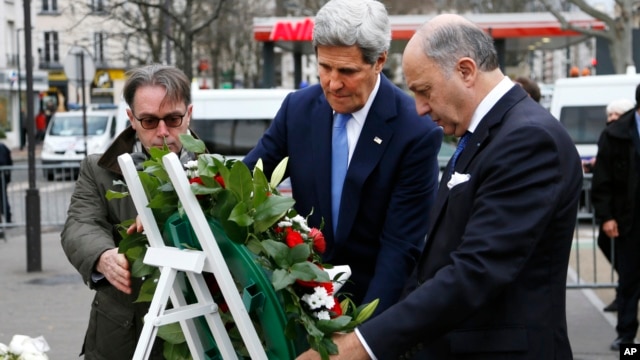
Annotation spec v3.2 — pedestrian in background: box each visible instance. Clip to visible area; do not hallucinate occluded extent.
[244,0,443,316]
[298,13,582,360]
[35,109,47,143]
[589,98,634,314]
[61,64,200,359]
[514,76,541,103]
[592,86,640,351]
[0,141,12,223]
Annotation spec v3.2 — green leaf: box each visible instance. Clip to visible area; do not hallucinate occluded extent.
[213,157,230,181]
[270,157,289,189]
[316,315,352,333]
[118,232,148,254]
[352,299,379,324]
[179,133,206,153]
[262,239,291,268]
[131,255,156,278]
[227,161,253,203]
[291,261,330,282]
[228,202,254,227]
[135,276,159,303]
[252,167,270,206]
[271,268,296,291]
[253,196,295,233]
[212,191,247,244]
[246,238,264,254]
[148,145,171,160]
[105,189,129,200]
[157,322,187,344]
[289,242,311,263]
[162,341,192,360]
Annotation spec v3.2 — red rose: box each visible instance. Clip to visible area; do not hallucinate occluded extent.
[285,228,304,248]
[309,228,326,254]
[330,297,342,318]
[214,174,225,188]
[296,279,318,288]
[295,280,333,295]
[189,177,204,185]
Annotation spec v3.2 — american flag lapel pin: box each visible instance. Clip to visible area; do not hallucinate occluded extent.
[374,136,382,144]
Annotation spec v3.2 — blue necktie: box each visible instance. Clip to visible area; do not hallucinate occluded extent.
[450,132,471,176]
[332,113,351,233]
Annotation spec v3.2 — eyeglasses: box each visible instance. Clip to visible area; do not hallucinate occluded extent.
[130,108,188,130]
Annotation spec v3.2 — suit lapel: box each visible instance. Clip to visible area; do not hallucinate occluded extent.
[310,97,335,241]
[425,85,528,246]
[335,76,396,242]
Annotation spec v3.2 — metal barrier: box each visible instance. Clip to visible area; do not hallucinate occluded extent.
[0,163,617,290]
[0,163,79,234]
[567,173,617,289]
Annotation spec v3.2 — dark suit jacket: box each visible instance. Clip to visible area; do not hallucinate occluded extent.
[359,84,583,359]
[243,74,443,313]
[592,109,639,238]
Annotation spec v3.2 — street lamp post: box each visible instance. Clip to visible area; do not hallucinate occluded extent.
[22,0,42,272]
[16,28,24,150]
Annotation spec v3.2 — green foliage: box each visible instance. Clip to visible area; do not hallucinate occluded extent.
[113,134,377,360]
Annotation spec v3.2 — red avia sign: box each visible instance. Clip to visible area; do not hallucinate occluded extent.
[270,18,314,41]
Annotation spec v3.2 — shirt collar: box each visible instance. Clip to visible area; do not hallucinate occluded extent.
[467,76,514,134]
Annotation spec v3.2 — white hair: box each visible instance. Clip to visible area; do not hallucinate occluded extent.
[606,98,635,115]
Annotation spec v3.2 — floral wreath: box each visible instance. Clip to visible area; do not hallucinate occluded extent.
[108,134,378,359]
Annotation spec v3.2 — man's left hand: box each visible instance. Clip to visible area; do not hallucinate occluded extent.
[296,332,370,360]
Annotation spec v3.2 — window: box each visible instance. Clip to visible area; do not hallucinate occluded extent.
[189,119,272,156]
[42,0,58,12]
[90,0,105,12]
[559,106,606,145]
[94,32,105,64]
[43,31,60,64]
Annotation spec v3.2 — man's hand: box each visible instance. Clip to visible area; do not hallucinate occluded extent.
[96,248,132,294]
[602,219,619,239]
[126,215,144,235]
[296,332,370,360]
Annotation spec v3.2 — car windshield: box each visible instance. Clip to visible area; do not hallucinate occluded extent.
[50,115,109,136]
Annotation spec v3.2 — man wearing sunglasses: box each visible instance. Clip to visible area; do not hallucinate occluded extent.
[61,64,200,359]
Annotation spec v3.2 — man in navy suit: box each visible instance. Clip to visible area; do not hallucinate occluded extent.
[299,14,582,360]
[243,0,442,315]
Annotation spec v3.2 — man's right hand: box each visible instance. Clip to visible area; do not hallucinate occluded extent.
[96,248,132,294]
[602,219,619,239]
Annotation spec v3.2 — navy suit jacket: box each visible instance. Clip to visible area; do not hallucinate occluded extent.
[359,84,583,359]
[243,75,443,313]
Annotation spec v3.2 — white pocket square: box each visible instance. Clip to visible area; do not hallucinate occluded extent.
[447,172,471,189]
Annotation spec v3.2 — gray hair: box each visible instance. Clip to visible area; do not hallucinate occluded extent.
[123,64,191,112]
[606,98,634,115]
[312,0,390,65]
[417,19,499,78]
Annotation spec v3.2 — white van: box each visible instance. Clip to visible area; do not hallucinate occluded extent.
[189,87,295,157]
[41,109,129,179]
[549,71,640,160]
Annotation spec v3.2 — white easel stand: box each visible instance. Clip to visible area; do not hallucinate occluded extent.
[118,153,267,360]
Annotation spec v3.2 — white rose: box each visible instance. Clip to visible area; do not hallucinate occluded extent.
[20,351,49,360]
[0,342,9,359]
[9,335,30,355]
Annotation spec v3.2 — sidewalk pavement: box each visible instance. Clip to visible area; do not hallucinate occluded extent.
[0,227,622,359]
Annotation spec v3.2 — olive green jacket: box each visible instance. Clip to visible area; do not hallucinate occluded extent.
[61,127,197,359]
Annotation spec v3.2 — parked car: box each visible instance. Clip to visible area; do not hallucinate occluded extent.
[40,109,129,180]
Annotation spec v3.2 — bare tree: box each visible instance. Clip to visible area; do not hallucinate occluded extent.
[540,0,635,74]
[195,0,274,88]
[97,0,226,79]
